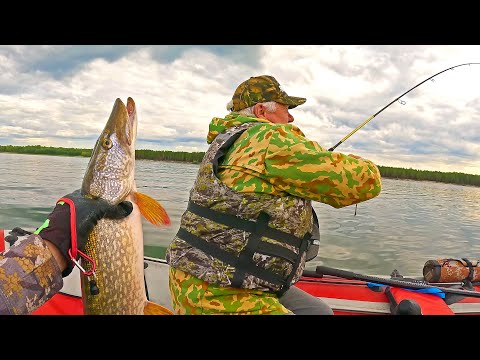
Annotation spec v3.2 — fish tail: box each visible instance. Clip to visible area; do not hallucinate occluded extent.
[134,191,171,226]
[144,301,174,315]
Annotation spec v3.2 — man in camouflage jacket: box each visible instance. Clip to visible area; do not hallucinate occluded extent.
[166,75,383,315]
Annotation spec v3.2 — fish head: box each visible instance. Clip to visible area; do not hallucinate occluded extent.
[81,97,137,205]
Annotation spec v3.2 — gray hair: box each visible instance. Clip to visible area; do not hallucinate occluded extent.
[226,100,278,116]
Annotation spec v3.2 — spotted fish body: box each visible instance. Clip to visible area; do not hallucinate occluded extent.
[80,97,170,315]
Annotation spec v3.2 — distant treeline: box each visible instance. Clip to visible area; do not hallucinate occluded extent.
[377,166,480,187]
[1,144,479,187]
[0,145,205,163]
[135,149,204,163]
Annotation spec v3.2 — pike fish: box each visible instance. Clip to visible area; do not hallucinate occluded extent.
[79,97,172,315]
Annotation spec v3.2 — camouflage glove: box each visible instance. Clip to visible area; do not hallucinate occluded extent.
[36,189,133,277]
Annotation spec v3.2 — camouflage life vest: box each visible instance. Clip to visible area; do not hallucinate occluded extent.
[166,123,316,295]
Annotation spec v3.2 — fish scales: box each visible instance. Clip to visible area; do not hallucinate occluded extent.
[82,204,146,314]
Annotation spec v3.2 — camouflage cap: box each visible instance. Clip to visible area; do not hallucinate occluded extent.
[230,75,306,112]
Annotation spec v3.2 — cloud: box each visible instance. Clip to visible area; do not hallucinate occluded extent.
[0,45,479,174]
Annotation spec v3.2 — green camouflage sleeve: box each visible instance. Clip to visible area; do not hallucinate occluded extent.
[0,234,63,314]
[218,123,382,208]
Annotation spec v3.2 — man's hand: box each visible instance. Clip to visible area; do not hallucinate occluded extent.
[36,190,133,276]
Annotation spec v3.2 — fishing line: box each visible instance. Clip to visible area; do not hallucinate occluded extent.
[328,62,480,151]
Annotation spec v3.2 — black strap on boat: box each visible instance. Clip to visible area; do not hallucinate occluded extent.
[144,262,150,301]
[176,227,284,286]
[462,258,475,281]
[385,287,423,315]
[5,227,33,246]
[187,201,304,249]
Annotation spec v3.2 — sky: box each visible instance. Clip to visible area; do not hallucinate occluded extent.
[0,45,479,175]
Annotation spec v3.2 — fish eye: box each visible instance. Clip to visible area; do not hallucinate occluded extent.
[102,138,113,149]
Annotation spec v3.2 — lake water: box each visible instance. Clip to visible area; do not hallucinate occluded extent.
[1,152,479,277]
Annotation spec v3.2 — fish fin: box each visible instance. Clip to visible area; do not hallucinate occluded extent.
[134,191,171,226]
[144,301,174,315]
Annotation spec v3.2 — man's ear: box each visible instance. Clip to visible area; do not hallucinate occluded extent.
[253,103,265,118]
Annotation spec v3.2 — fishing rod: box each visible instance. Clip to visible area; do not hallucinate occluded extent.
[328,62,480,152]
[306,265,480,299]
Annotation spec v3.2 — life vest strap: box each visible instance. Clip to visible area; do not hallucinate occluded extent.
[176,227,284,287]
[231,211,270,288]
[186,201,305,248]
[280,231,312,296]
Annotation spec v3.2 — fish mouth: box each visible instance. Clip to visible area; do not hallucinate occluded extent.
[81,97,138,204]
[112,97,137,147]
[125,97,136,146]
[102,97,137,147]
